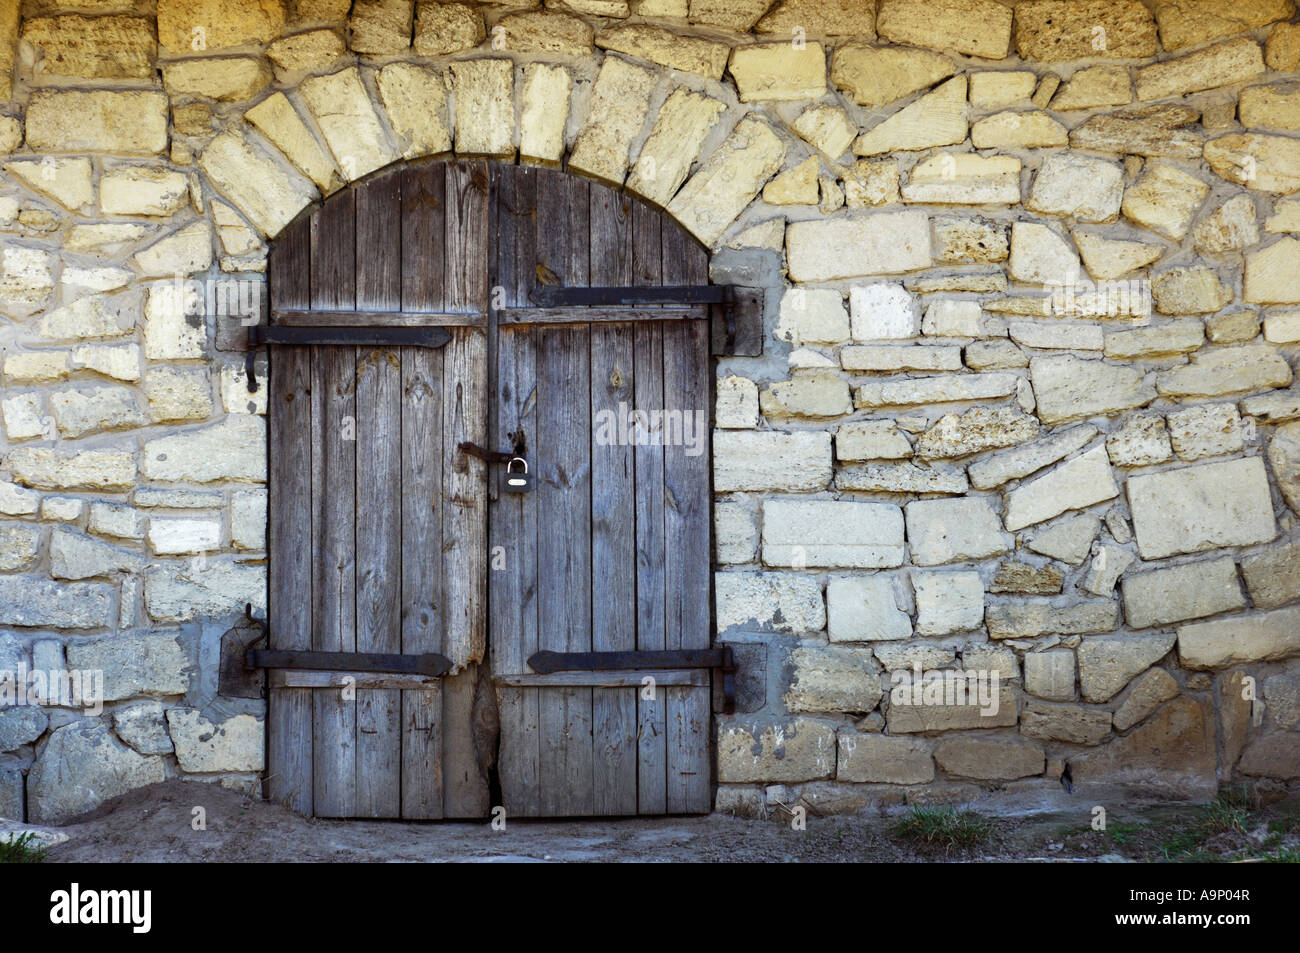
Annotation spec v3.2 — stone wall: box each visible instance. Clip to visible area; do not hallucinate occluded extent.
[0,0,1298,823]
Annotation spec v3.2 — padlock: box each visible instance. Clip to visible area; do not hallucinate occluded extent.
[503,456,534,493]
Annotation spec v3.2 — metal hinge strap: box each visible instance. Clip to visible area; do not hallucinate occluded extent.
[244,325,453,392]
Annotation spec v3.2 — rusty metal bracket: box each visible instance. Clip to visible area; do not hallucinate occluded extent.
[528,647,737,714]
[219,604,269,699]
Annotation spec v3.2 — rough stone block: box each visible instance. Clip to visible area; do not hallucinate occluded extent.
[762,500,904,569]
[1127,456,1276,559]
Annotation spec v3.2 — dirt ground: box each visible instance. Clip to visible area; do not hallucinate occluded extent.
[27,779,1299,863]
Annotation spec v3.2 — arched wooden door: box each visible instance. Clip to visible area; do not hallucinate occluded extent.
[264,159,714,819]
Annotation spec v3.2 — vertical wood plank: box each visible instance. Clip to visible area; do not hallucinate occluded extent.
[589,186,637,815]
[662,219,713,813]
[399,164,446,819]
[491,164,542,817]
[633,199,669,814]
[267,213,313,815]
[310,190,358,818]
[442,160,492,817]
[536,324,594,817]
[353,171,403,818]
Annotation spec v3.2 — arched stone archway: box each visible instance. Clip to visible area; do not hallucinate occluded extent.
[262,156,715,819]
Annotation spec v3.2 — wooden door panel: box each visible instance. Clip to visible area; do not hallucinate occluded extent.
[269,159,710,819]
[267,160,490,820]
[489,165,714,817]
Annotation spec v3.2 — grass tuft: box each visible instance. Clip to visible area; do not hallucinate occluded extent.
[892,807,991,851]
[0,833,48,864]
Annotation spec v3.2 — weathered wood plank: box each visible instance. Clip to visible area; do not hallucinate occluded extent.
[663,317,713,814]
[273,671,443,691]
[496,306,704,325]
[633,203,669,814]
[309,189,358,818]
[353,170,403,819]
[441,161,492,817]
[274,309,487,328]
[266,212,313,815]
[589,183,637,816]
[399,163,446,820]
[536,323,595,817]
[490,164,542,817]
[496,671,708,688]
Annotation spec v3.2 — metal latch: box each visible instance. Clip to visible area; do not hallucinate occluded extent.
[528,647,737,714]
[244,325,454,392]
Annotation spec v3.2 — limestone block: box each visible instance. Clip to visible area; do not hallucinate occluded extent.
[200,131,317,236]
[1122,162,1209,241]
[835,421,911,461]
[788,211,930,282]
[848,283,920,339]
[762,499,904,568]
[971,110,1067,150]
[0,576,114,629]
[163,57,271,101]
[1070,105,1203,160]
[1015,0,1156,60]
[1136,38,1264,102]
[1051,66,1132,111]
[901,154,1019,205]
[100,167,189,217]
[349,0,412,54]
[1027,154,1124,224]
[1177,605,1300,668]
[26,89,167,155]
[1122,558,1246,630]
[1030,355,1155,425]
[714,431,831,492]
[168,709,264,772]
[715,375,758,429]
[451,59,514,158]
[267,28,347,71]
[906,497,1011,565]
[784,644,882,713]
[627,88,725,206]
[1167,403,1243,461]
[827,574,912,642]
[28,722,165,824]
[668,119,785,247]
[518,64,570,165]
[597,24,727,79]
[830,44,955,108]
[913,570,984,635]
[377,63,451,161]
[715,572,824,634]
[1155,0,1292,51]
[157,0,286,52]
[717,718,836,783]
[1205,133,1300,194]
[1127,456,1276,559]
[837,732,933,784]
[1155,344,1292,397]
[854,77,967,156]
[935,736,1043,781]
[1024,649,1076,700]
[876,0,1012,60]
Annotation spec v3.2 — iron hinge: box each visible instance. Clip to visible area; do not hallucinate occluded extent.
[244,325,454,392]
